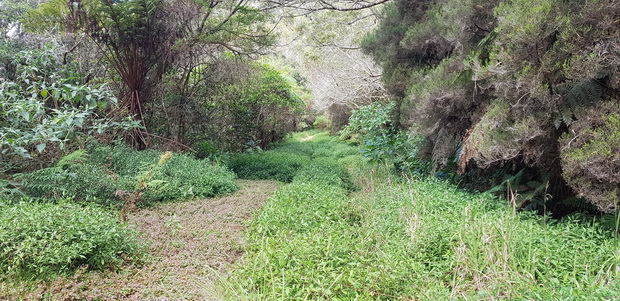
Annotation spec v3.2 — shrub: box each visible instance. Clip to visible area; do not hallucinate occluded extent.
[0,46,139,163]
[341,102,427,173]
[89,145,162,177]
[0,201,144,279]
[313,114,331,130]
[19,146,239,205]
[18,163,127,206]
[560,106,620,212]
[226,151,311,182]
[141,153,238,203]
[327,103,353,133]
[151,58,304,152]
[362,0,620,213]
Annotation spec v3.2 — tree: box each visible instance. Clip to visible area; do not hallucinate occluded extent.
[0,46,138,172]
[364,0,620,212]
[25,0,276,149]
[0,0,45,38]
[261,0,390,13]
[266,5,389,132]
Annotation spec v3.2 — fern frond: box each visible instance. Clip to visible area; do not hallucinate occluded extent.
[556,80,603,108]
[598,212,620,231]
[560,197,597,211]
[15,167,71,198]
[56,150,89,169]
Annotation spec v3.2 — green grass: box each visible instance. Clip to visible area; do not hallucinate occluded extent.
[1,145,239,284]
[0,201,145,279]
[225,131,362,186]
[226,151,312,182]
[140,152,238,203]
[225,131,620,300]
[293,157,358,191]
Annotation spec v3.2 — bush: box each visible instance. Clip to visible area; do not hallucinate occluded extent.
[560,107,620,212]
[0,46,139,164]
[0,201,144,278]
[313,114,331,130]
[18,163,127,206]
[89,145,162,177]
[226,151,311,182]
[151,58,304,152]
[19,146,239,205]
[141,153,238,203]
[341,102,427,173]
[90,146,239,203]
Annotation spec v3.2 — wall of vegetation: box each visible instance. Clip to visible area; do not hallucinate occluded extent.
[0,0,303,281]
[362,0,620,213]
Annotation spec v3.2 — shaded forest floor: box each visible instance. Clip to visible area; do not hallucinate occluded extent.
[0,180,279,301]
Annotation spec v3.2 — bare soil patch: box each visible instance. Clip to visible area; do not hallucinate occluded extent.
[298,135,315,142]
[1,180,278,301]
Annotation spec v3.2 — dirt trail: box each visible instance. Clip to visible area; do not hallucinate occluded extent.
[13,180,279,301]
[298,135,315,142]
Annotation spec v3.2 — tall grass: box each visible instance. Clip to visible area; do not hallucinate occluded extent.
[225,131,619,300]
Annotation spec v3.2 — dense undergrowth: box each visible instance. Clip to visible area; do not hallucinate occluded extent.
[16,145,238,206]
[360,0,620,214]
[1,130,618,299]
[0,202,144,280]
[226,131,619,300]
[226,130,360,190]
[1,146,238,280]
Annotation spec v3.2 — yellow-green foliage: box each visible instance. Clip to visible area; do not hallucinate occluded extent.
[230,161,619,299]
[462,101,514,166]
[493,0,557,43]
[0,202,144,279]
[561,109,620,212]
[465,100,548,168]
[226,130,362,185]
[365,0,620,212]
[19,146,239,205]
[313,114,331,130]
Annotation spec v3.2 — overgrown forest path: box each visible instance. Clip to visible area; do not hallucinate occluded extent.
[16,180,279,300]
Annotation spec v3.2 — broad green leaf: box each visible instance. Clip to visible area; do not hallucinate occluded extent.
[20,110,30,122]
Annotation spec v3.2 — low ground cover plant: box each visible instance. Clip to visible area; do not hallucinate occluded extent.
[226,151,311,182]
[0,201,144,279]
[16,146,238,206]
[293,157,357,191]
[1,145,238,284]
[227,131,620,300]
[231,176,619,300]
[141,152,238,203]
[226,131,361,186]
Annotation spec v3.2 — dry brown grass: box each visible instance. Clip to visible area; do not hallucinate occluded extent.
[1,180,279,301]
[298,135,315,142]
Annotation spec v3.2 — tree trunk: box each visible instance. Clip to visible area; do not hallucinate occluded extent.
[128,90,147,150]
